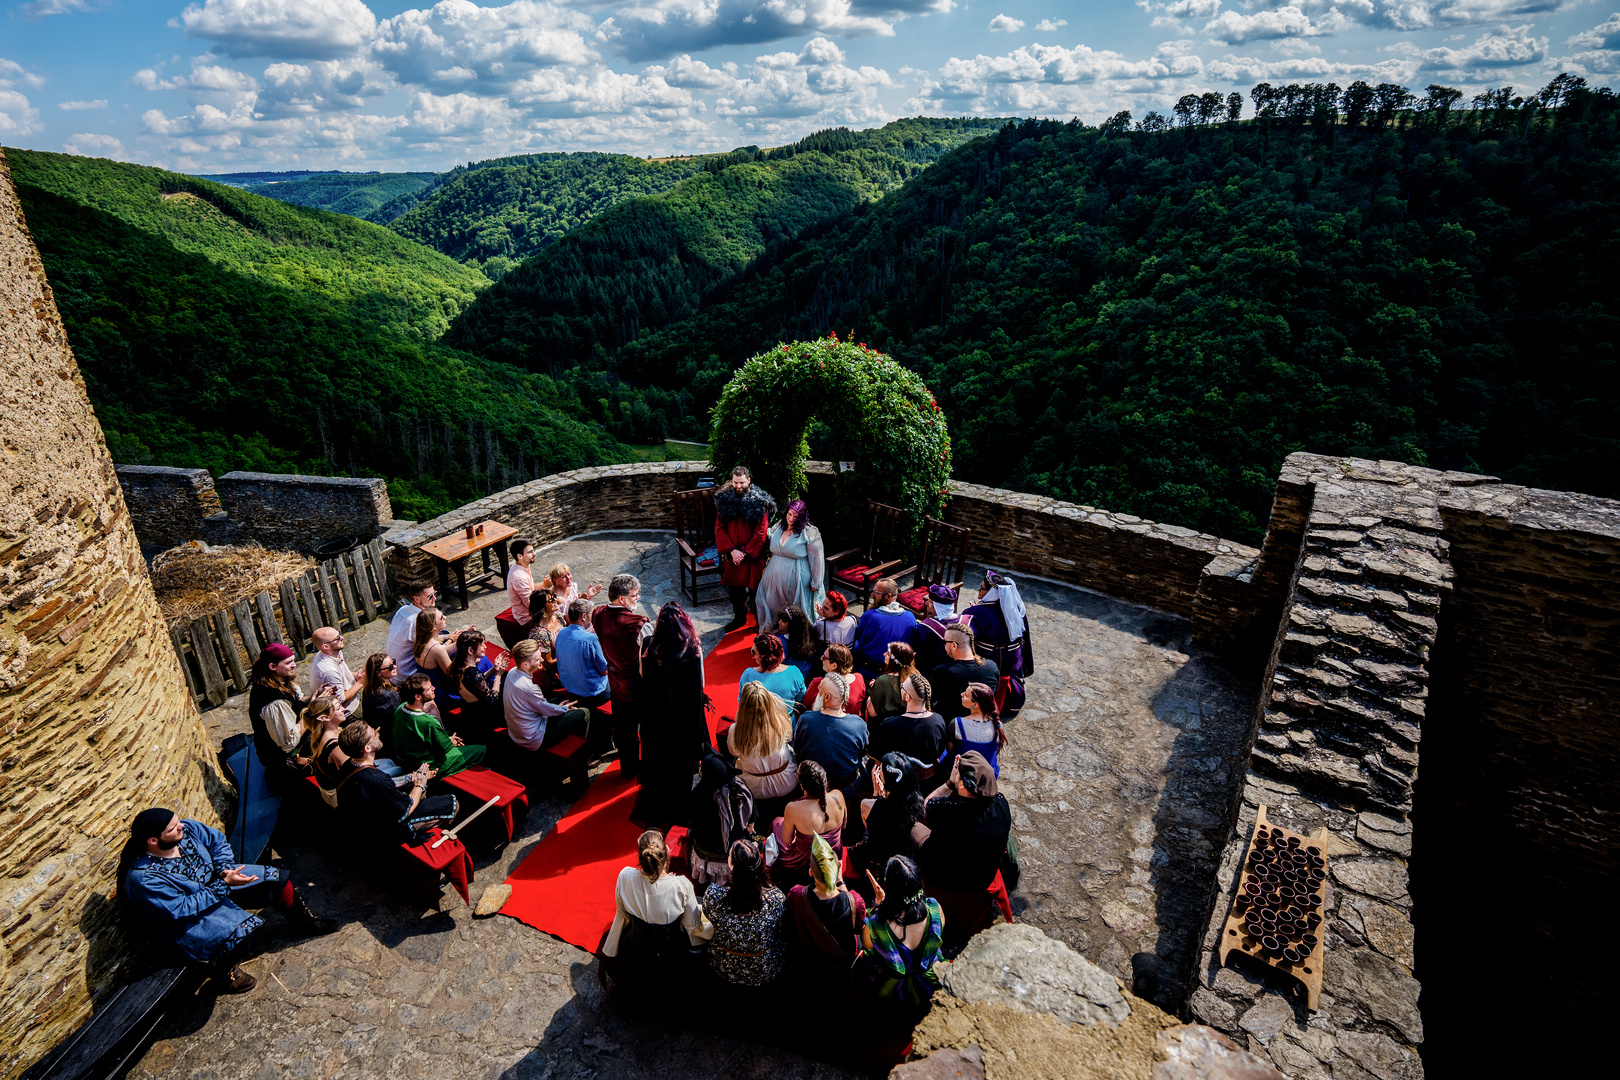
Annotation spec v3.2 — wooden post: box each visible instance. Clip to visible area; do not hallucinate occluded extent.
[170,625,204,705]
[346,548,377,623]
[331,555,361,629]
[211,609,248,694]
[188,617,228,708]
[276,579,304,655]
[232,599,262,663]
[368,539,394,608]
[298,573,322,637]
[315,562,343,630]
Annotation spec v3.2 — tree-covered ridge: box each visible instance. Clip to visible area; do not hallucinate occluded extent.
[613,83,1620,543]
[444,122,1011,375]
[8,150,488,340]
[235,172,439,222]
[760,117,1010,164]
[387,154,704,278]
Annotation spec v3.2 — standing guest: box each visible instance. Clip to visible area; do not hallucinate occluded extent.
[539,562,602,608]
[930,625,999,721]
[309,627,363,717]
[948,684,1006,776]
[961,572,1034,717]
[919,751,1013,944]
[714,466,776,633]
[864,641,919,724]
[360,653,401,729]
[771,604,819,679]
[755,499,825,633]
[793,672,868,796]
[498,538,538,649]
[247,643,303,792]
[739,633,806,711]
[803,643,867,719]
[813,591,858,651]
[502,640,589,771]
[857,855,946,1008]
[872,675,947,771]
[601,831,713,975]
[702,839,788,987]
[852,579,917,678]
[633,602,710,826]
[336,721,457,843]
[787,835,867,972]
[592,574,651,779]
[525,587,566,690]
[851,753,931,893]
[727,681,799,826]
[556,598,612,711]
[908,585,965,677]
[771,761,847,885]
[687,752,754,887]
[119,808,337,993]
[450,629,505,744]
[387,580,439,679]
[391,673,486,777]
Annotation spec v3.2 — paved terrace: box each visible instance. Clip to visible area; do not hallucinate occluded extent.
[142,531,1256,1079]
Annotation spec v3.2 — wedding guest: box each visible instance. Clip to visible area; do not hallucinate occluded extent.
[770,761,847,886]
[601,831,714,971]
[948,683,1006,776]
[851,753,931,892]
[336,721,457,843]
[793,672,868,796]
[701,839,788,987]
[908,585,965,676]
[961,572,1034,717]
[525,587,566,691]
[864,641,918,724]
[787,834,867,973]
[308,627,362,717]
[360,652,401,724]
[449,628,504,744]
[771,604,819,678]
[714,466,775,633]
[755,498,825,633]
[556,598,611,710]
[930,624,999,721]
[632,602,709,826]
[803,642,867,719]
[813,590,858,650]
[540,562,602,608]
[386,580,439,679]
[247,644,302,792]
[592,574,650,778]
[857,855,945,1008]
[853,578,917,678]
[872,674,947,768]
[501,640,588,772]
[686,752,754,887]
[919,751,1013,944]
[727,681,798,827]
[738,633,806,710]
[498,538,538,649]
[391,673,486,777]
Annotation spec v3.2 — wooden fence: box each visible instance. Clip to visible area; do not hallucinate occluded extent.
[169,539,395,710]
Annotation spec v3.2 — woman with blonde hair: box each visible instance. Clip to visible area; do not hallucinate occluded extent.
[727,681,798,826]
[539,562,602,607]
[296,693,343,773]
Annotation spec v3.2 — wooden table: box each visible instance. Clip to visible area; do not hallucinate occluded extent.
[421,521,518,611]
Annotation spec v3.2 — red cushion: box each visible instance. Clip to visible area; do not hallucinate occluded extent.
[496,606,516,622]
[898,586,930,613]
[832,563,879,584]
[543,734,587,760]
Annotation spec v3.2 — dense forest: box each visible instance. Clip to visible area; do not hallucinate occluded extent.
[231,171,438,222]
[446,117,1007,373]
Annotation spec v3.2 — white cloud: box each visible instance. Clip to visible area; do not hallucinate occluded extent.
[58,99,108,110]
[1419,24,1548,67]
[1165,0,1219,17]
[181,0,379,60]
[1035,18,1069,31]
[372,1,596,90]
[988,14,1026,32]
[1203,6,1347,44]
[20,0,101,17]
[1567,12,1620,49]
[62,133,128,159]
[0,91,42,138]
[596,0,931,62]
[0,59,47,90]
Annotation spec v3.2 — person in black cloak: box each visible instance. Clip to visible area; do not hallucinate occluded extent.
[685,751,755,887]
[632,602,711,826]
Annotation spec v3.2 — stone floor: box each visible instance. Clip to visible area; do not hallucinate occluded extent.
[136,530,1256,1080]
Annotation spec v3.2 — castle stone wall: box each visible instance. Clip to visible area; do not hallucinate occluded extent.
[114,465,226,551]
[0,149,224,1080]
[215,471,392,552]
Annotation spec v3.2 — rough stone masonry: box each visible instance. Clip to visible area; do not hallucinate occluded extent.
[0,148,224,1080]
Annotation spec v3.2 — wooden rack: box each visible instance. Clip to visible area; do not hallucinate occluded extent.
[1217,804,1330,1010]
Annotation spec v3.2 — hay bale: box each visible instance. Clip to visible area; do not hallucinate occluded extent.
[152,542,313,629]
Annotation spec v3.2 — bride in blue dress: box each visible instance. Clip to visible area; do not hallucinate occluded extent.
[755,499,826,632]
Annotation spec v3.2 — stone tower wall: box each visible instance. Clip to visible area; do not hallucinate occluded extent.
[0,149,224,1080]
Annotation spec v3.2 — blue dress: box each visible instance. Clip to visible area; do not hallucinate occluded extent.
[950,715,1001,775]
[755,523,825,631]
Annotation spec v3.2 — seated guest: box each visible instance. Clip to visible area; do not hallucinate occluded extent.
[949,683,1006,776]
[525,587,567,692]
[772,604,818,678]
[771,761,847,885]
[391,674,486,777]
[727,682,799,826]
[872,674,947,769]
[247,643,303,792]
[851,753,931,893]
[793,673,868,795]
[852,578,917,678]
[502,640,590,772]
[336,721,457,841]
[701,839,788,987]
[930,625,999,721]
[738,633,806,710]
[540,561,602,608]
[919,751,1013,945]
[787,834,867,973]
[813,590,858,651]
[498,538,538,649]
[413,607,460,710]
[864,641,918,724]
[908,585,964,676]
[119,808,336,993]
[449,629,504,743]
[298,693,346,799]
[687,752,755,887]
[803,643,866,718]
[386,580,439,679]
[601,831,714,980]
[555,598,611,710]
[856,855,945,1008]
[308,627,363,717]
[361,652,401,723]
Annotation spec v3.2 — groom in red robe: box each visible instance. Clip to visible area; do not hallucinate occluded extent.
[714,465,775,633]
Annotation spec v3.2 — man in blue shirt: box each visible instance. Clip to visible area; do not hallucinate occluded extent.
[852,577,918,678]
[555,597,611,709]
[792,672,868,795]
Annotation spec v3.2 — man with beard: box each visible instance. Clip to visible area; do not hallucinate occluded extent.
[713,465,776,633]
[907,583,965,676]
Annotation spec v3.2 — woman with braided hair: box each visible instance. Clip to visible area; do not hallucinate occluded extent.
[770,760,847,886]
[856,854,945,1008]
[871,672,947,770]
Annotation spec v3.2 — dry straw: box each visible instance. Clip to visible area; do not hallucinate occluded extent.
[151,542,313,629]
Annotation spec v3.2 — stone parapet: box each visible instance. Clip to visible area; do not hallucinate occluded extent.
[215,471,392,552]
[114,465,227,551]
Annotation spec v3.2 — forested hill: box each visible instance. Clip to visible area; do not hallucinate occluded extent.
[444,117,1008,371]
[233,172,438,222]
[7,149,626,519]
[386,153,704,278]
[608,88,1620,543]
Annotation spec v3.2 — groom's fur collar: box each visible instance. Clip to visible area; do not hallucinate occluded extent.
[714,484,776,524]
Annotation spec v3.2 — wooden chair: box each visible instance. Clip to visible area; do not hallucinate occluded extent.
[674,488,725,604]
[897,517,971,615]
[827,501,916,610]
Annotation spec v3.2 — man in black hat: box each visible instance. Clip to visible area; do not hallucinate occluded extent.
[119,808,338,993]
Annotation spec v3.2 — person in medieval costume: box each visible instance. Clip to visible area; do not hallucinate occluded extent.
[756,498,825,634]
[714,465,777,633]
[907,584,965,676]
[960,572,1034,718]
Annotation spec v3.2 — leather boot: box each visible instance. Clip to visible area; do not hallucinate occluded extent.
[283,892,339,936]
[213,961,257,994]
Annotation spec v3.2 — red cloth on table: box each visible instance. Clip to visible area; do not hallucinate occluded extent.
[438,765,528,847]
[394,828,475,903]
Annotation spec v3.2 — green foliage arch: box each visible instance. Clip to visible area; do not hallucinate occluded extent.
[708,336,952,538]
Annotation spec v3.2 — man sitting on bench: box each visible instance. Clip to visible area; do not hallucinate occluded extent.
[119,808,338,994]
[502,640,591,777]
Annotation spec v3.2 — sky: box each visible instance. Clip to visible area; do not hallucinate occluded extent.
[1,0,1616,173]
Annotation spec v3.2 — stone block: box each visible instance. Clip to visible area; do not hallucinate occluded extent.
[941,922,1132,1028]
[1155,1025,1287,1080]
[890,1044,985,1080]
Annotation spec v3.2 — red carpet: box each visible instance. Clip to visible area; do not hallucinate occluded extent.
[500,616,756,950]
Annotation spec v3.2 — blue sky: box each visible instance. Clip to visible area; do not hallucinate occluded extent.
[2,0,1616,172]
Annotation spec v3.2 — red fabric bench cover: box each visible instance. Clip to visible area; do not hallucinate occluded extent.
[438,765,529,848]
[495,606,527,650]
[392,828,474,903]
[925,869,1014,940]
